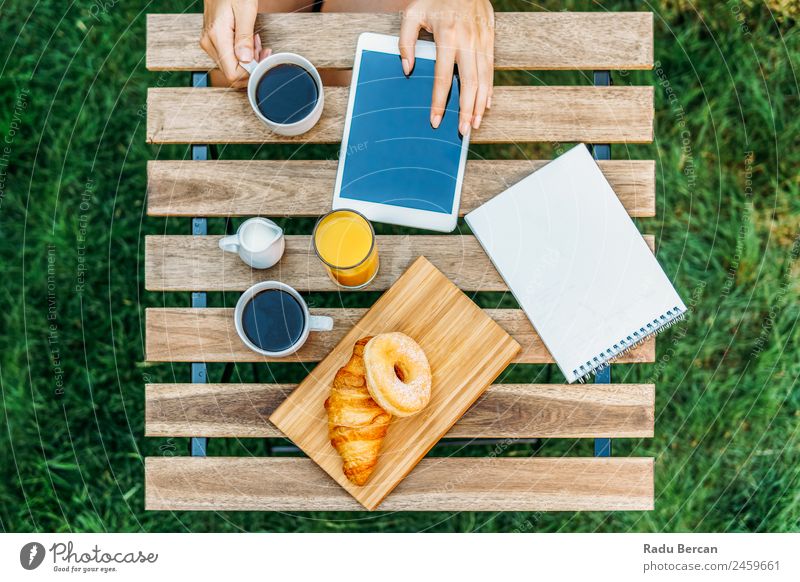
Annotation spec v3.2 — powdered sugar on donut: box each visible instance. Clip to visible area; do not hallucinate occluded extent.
[363,332,432,417]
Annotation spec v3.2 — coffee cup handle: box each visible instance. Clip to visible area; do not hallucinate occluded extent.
[240,60,258,75]
[308,315,334,332]
[219,234,240,254]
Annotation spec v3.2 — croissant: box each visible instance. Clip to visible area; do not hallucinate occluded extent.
[324,337,391,485]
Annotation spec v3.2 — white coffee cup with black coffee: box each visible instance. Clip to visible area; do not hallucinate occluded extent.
[241,53,324,136]
[234,281,334,358]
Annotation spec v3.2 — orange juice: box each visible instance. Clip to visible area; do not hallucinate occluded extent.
[313,210,379,288]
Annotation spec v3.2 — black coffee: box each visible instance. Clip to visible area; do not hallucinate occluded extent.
[241,289,306,352]
[256,64,318,124]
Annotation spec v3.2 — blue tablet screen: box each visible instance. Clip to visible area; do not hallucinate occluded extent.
[339,50,463,214]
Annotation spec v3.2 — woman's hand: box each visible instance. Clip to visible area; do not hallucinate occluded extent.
[201,0,270,88]
[399,0,495,134]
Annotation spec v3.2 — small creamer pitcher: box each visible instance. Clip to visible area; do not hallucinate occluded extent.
[219,217,285,269]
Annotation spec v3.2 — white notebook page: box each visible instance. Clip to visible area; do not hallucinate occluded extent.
[466,144,686,383]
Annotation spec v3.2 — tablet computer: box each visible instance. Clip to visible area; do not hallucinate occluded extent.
[332,32,469,233]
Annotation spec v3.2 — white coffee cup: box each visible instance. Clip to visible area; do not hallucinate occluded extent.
[234,281,334,358]
[219,217,285,269]
[241,52,324,136]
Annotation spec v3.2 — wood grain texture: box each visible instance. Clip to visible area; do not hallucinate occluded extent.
[269,257,520,509]
[145,456,655,511]
[146,382,655,438]
[147,159,656,217]
[145,234,656,292]
[146,86,654,144]
[145,307,655,364]
[147,12,654,71]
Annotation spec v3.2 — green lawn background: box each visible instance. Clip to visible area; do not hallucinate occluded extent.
[0,0,797,532]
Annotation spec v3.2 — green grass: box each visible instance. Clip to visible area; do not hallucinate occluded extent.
[0,0,798,532]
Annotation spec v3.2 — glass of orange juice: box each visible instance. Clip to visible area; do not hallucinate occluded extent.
[312,209,379,289]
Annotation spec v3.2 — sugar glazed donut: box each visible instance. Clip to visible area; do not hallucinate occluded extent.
[363,332,432,417]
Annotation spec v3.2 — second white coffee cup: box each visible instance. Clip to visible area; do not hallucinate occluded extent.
[234,281,334,358]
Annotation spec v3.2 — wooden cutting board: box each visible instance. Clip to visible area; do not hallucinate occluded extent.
[270,256,521,510]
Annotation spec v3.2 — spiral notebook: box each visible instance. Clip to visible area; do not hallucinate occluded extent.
[466,144,686,383]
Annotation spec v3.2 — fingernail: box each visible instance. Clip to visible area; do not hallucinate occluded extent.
[472,115,482,129]
[431,114,442,129]
[239,47,253,62]
[459,121,470,135]
[402,58,410,76]
[487,96,492,109]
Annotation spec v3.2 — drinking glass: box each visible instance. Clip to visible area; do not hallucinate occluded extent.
[312,209,379,289]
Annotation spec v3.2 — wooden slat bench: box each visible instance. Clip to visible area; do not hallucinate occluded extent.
[146,383,655,439]
[145,307,656,364]
[147,85,654,144]
[144,10,657,512]
[146,12,654,71]
[146,457,654,512]
[147,159,656,217]
[145,235,656,291]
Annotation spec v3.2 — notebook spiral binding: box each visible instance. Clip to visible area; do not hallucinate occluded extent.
[574,306,687,383]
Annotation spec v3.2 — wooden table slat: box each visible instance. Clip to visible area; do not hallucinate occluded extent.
[145,234,656,292]
[146,382,655,439]
[147,12,654,72]
[147,86,654,144]
[147,159,656,217]
[145,456,654,511]
[144,307,655,363]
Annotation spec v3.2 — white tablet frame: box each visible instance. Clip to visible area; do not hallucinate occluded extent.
[331,32,469,233]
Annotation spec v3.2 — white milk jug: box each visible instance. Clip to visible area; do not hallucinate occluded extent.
[219,217,285,269]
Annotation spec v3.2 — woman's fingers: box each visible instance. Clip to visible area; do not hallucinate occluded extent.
[200,32,218,64]
[232,0,259,63]
[422,0,494,133]
[254,35,273,62]
[398,8,423,76]
[482,14,495,113]
[472,44,493,128]
[200,0,263,87]
[211,24,248,83]
[430,37,456,129]
[203,34,243,87]
[255,34,274,62]
[456,47,478,135]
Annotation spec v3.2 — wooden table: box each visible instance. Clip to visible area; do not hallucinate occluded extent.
[144,11,657,512]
